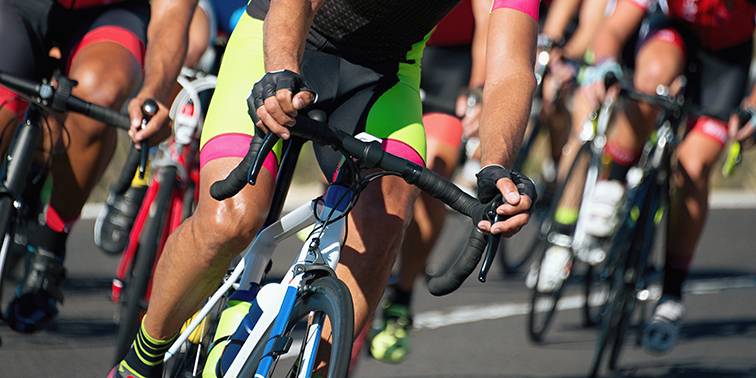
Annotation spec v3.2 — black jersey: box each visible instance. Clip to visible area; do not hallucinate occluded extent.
[247,0,462,68]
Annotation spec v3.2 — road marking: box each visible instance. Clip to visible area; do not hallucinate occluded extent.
[413,275,756,331]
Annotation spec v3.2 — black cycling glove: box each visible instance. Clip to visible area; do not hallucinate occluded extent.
[247,69,317,124]
[476,165,538,213]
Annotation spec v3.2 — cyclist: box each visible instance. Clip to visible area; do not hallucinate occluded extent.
[369,0,489,363]
[0,0,198,334]
[524,0,614,292]
[578,0,755,353]
[94,0,218,255]
[109,0,539,376]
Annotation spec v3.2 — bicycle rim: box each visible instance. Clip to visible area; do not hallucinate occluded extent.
[587,274,625,378]
[113,168,178,365]
[527,238,565,343]
[608,285,637,371]
[238,276,354,378]
[583,263,610,327]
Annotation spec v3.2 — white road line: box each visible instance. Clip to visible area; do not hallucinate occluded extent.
[413,275,756,331]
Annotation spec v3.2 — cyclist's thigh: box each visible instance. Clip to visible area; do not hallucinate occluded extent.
[634,28,686,93]
[307,59,427,181]
[58,2,149,80]
[198,13,282,179]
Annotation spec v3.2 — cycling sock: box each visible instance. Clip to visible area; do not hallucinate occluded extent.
[662,267,687,299]
[604,142,638,182]
[553,207,578,235]
[389,287,412,307]
[32,224,69,260]
[120,320,177,378]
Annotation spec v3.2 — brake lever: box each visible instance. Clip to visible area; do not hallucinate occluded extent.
[139,99,158,179]
[478,198,504,283]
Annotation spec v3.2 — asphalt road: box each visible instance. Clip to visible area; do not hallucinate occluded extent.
[1,197,755,378]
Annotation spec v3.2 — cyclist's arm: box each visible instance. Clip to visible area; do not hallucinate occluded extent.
[562,0,608,60]
[456,0,492,136]
[729,85,756,143]
[590,0,646,64]
[128,0,199,146]
[477,5,538,234]
[541,0,582,45]
[254,0,323,139]
[580,0,645,108]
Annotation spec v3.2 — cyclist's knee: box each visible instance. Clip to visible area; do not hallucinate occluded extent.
[68,49,142,111]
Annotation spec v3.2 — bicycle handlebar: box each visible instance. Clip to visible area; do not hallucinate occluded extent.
[210,114,505,296]
[0,70,131,130]
[0,70,156,183]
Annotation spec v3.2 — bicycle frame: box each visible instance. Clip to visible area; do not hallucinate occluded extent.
[166,135,371,378]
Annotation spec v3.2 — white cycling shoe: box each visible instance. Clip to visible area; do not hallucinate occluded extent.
[642,295,685,354]
[535,246,572,293]
[583,180,625,238]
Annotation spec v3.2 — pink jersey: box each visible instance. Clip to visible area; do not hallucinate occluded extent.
[491,0,540,21]
[624,0,756,50]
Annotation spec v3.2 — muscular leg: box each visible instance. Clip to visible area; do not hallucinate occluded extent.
[397,133,460,293]
[612,37,686,156]
[49,41,142,219]
[340,171,419,336]
[144,157,276,339]
[665,131,722,291]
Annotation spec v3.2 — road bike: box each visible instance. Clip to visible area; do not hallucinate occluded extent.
[586,75,730,377]
[0,70,144,334]
[526,79,618,342]
[162,104,514,378]
[109,67,217,365]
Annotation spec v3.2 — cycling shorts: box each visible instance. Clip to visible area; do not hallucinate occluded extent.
[0,0,149,115]
[637,17,752,147]
[199,13,427,181]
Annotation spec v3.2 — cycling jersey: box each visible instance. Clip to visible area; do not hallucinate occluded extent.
[428,0,475,47]
[625,0,756,50]
[247,0,539,71]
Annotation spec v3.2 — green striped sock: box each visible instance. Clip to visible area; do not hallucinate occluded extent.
[118,320,177,378]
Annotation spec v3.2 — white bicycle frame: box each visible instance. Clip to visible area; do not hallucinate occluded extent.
[165,174,354,378]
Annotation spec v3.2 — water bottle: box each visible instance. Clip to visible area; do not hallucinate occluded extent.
[203,282,279,378]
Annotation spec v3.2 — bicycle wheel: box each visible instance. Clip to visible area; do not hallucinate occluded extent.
[220,276,354,378]
[582,262,611,327]
[526,140,601,342]
[113,167,178,365]
[0,114,43,303]
[587,271,629,378]
[527,238,563,342]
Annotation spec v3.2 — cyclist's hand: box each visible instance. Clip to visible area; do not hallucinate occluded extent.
[578,59,622,110]
[127,95,171,148]
[475,165,537,237]
[728,102,756,149]
[249,70,317,140]
[455,89,482,138]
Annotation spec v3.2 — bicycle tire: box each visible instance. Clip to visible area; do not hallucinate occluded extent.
[0,114,43,306]
[527,238,562,342]
[582,263,610,327]
[226,276,354,378]
[526,140,599,342]
[113,167,178,365]
[587,269,625,378]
